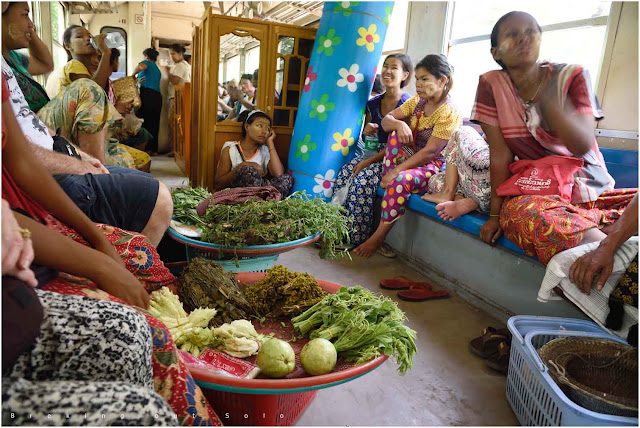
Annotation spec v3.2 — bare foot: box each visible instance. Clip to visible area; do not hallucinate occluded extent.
[421,190,455,205]
[353,236,384,258]
[436,199,479,221]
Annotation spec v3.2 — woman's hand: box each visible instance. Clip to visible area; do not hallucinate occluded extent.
[480,217,502,245]
[363,123,379,137]
[380,169,400,189]
[1,200,37,287]
[95,259,150,309]
[352,159,371,177]
[396,121,413,145]
[266,129,277,146]
[93,33,110,55]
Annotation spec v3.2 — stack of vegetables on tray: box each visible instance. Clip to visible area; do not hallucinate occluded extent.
[148,261,417,378]
[171,187,352,259]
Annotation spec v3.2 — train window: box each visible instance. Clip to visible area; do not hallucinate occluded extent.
[99,26,127,79]
[50,2,68,70]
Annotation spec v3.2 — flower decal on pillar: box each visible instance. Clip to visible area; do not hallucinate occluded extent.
[333,1,360,16]
[356,24,380,53]
[357,107,365,126]
[372,66,378,84]
[304,66,317,92]
[309,93,335,121]
[337,64,364,92]
[332,128,355,156]
[313,169,336,198]
[295,134,317,161]
[383,6,393,25]
[316,29,341,56]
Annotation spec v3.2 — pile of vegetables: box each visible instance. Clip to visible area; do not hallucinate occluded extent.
[171,187,209,225]
[149,287,267,358]
[244,265,327,318]
[171,188,352,259]
[291,286,417,374]
[177,258,253,324]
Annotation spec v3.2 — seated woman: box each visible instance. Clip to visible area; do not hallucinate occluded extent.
[2,204,175,425]
[1,76,221,425]
[48,25,149,170]
[472,11,636,264]
[422,125,491,220]
[354,54,461,257]
[333,54,413,248]
[215,110,293,197]
[1,4,121,168]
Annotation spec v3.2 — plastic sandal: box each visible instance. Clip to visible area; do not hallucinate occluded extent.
[396,286,450,301]
[380,275,433,290]
[376,243,397,258]
[486,341,511,374]
[468,326,512,359]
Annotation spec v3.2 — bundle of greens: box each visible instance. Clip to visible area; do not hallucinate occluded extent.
[243,265,327,318]
[200,192,352,259]
[291,286,417,374]
[171,187,209,225]
[177,258,253,324]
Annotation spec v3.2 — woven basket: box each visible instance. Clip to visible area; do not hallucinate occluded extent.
[112,76,141,108]
[538,337,638,417]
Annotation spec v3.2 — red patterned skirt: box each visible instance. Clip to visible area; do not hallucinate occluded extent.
[500,188,637,265]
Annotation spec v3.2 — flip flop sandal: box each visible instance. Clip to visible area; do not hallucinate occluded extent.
[376,243,397,258]
[468,326,512,359]
[397,286,450,301]
[486,341,511,375]
[380,275,433,290]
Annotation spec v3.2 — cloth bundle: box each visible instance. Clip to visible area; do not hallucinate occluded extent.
[196,186,281,217]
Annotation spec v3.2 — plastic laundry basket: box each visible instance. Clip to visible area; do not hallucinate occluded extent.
[506,316,638,426]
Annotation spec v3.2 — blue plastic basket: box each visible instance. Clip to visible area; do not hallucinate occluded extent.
[506,316,638,426]
[184,247,279,272]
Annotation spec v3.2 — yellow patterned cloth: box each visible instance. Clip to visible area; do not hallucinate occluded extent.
[123,145,151,171]
[399,94,461,140]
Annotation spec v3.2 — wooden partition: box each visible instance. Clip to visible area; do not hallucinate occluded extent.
[173,83,191,176]
[190,10,316,191]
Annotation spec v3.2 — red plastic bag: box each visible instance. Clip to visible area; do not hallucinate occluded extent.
[496,155,584,201]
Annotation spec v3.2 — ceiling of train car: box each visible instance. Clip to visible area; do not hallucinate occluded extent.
[67,1,324,51]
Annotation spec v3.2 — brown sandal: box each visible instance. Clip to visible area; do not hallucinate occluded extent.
[468,326,511,359]
[486,341,511,374]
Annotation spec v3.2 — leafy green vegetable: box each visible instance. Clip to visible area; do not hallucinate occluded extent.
[171,187,209,225]
[291,286,417,374]
[200,192,352,259]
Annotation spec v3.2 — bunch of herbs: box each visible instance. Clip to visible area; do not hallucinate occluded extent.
[171,187,209,225]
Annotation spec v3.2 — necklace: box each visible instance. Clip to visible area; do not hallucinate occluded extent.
[519,66,545,105]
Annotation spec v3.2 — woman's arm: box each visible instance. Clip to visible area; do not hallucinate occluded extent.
[218,99,234,114]
[132,62,147,76]
[265,130,284,177]
[14,211,150,308]
[2,100,122,265]
[381,106,413,145]
[25,28,54,76]
[479,123,514,244]
[215,146,237,190]
[379,135,448,188]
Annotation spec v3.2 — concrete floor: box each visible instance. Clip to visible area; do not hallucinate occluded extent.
[279,247,519,426]
[154,155,520,426]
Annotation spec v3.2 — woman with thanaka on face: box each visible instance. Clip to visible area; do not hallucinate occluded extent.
[471,11,636,264]
[353,54,461,257]
[333,54,413,248]
[215,110,293,198]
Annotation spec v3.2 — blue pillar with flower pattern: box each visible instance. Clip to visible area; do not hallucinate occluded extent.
[287,1,394,199]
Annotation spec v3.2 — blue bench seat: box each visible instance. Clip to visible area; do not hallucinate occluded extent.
[377,147,638,261]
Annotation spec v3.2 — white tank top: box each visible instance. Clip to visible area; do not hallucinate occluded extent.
[222,141,270,176]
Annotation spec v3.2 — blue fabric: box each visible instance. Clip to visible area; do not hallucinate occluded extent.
[335,157,383,245]
[139,60,161,92]
[366,92,411,145]
[377,149,639,260]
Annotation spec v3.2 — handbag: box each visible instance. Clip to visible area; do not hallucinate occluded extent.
[496,155,584,201]
[52,129,81,160]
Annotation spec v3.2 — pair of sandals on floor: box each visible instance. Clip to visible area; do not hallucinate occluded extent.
[380,275,450,301]
[469,326,512,374]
